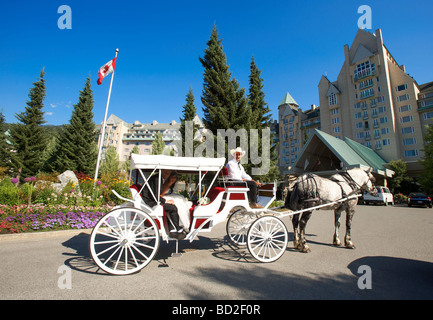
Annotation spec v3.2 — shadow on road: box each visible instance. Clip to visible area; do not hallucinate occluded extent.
[347,256,433,299]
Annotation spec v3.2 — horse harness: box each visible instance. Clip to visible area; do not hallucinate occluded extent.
[331,171,361,198]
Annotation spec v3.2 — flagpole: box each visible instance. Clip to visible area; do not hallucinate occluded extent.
[94,48,119,187]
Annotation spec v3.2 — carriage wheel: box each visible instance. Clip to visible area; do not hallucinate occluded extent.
[247,216,288,263]
[89,207,160,275]
[226,208,259,246]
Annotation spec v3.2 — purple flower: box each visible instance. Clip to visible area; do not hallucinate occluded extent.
[11,178,19,184]
[24,177,31,182]
[31,176,36,182]
[97,181,102,186]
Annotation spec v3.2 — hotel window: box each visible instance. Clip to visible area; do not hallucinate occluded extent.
[329,93,337,106]
[401,126,415,134]
[396,84,407,92]
[377,96,385,103]
[360,88,375,99]
[404,150,418,157]
[332,117,340,124]
[403,138,417,146]
[380,117,388,124]
[398,105,411,113]
[356,132,364,139]
[366,141,372,148]
[378,106,386,113]
[355,112,362,119]
[331,108,339,115]
[423,111,433,120]
[397,94,410,102]
[421,99,433,108]
[382,138,391,146]
[356,122,363,129]
[381,127,389,135]
[400,115,413,123]
[333,127,341,133]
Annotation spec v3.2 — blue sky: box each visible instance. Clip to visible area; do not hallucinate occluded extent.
[1,0,433,126]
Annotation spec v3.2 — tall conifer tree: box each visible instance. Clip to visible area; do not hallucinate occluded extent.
[179,88,199,156]
[47,76,97,174]
[9,69,48,179]
[0,110,11,170]
[199,25,250,133]
[247,56,279,181]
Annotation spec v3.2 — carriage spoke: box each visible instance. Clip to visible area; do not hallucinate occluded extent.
[90,208,160,275]
[247,216,288,263]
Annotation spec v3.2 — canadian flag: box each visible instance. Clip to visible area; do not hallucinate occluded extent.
[97,57,117,85]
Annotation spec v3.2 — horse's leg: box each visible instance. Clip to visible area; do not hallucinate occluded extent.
[291,213,300,249]
[344,204,356,249]
[333,208,343,246]
[298,211,312,253]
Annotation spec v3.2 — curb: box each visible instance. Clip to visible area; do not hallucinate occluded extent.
[0,228,92,242]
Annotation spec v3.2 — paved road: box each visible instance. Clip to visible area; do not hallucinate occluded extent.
[1,204,433,300]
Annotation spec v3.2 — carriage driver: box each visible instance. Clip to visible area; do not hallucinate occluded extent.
[226,147,264,209]
[141,170,186,240]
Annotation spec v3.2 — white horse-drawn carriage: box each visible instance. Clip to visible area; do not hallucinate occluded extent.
[89,154,281,275]
[89,154,375,275]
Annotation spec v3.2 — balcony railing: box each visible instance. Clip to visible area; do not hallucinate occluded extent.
[354,68,377,82]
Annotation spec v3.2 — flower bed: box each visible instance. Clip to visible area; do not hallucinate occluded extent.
[0,204,113,234]
[0,171,131,234]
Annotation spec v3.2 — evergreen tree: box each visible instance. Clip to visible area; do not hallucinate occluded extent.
[248,56,272,130]
[419,125,433,194]
[9,69,48,179]
[0,110,11,169]
[199,25,249,133]
[48,76,98,174]
[179,88,200,156]
[100,146,119,178]
[246,56,279,181]
[152,133,165,155]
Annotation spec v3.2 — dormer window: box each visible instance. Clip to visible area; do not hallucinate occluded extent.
[329,93,337,106]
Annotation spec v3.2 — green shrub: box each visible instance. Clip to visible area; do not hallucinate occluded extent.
[0,179,19,205]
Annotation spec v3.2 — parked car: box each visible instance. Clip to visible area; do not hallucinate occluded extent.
[363,186,394,206]
[408,193,432,208]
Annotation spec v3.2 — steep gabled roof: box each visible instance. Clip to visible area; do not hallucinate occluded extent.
[291,129,393,177]
[279,92,298,107]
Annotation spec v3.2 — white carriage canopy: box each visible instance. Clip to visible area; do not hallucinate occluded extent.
[130,154,226,173]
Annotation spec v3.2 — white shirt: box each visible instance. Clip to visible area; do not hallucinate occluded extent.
[226,158,252,181]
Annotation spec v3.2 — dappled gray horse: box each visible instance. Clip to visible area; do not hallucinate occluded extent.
[284,168,376,253]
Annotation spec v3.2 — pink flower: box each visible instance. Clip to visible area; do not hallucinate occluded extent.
[11,178,19,184]
[97,181,102,186]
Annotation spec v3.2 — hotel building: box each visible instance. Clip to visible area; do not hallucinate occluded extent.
[317,28,432,175]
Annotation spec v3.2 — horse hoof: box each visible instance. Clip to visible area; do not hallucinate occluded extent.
[333,240,342,246]
[299,245,311,253]
[345,243,356,249]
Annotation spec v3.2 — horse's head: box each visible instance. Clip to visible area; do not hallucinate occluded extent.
[363,168,377,195]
